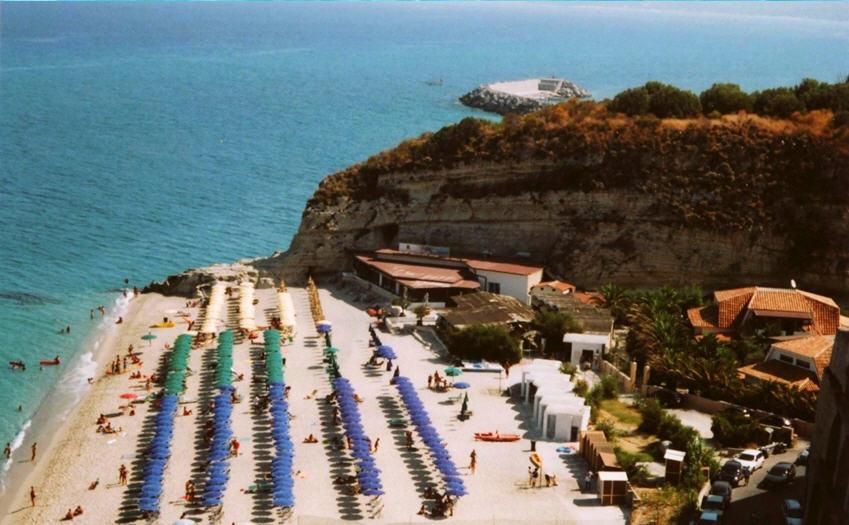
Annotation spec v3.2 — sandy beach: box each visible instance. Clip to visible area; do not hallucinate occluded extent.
[0,283,627,524]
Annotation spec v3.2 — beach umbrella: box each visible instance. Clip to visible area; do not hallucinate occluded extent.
[141,332,157,347]
[120,392,139,400]
[444,367,462,377]
[453,382,470,389]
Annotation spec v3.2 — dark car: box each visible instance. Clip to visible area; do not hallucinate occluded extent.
[760,414,793,428]
[795,447,810,466]
[725,405,751,419]
[763,462,796,487]
[650,388,684,408]
[709,481,733,509]
[717,459,748,487]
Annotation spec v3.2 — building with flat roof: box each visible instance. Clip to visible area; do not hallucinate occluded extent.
[439,292,534,331]
[352,247,543,304]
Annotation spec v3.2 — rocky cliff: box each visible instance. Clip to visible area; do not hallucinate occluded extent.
[260,102,849,298]
[151,101,849,299]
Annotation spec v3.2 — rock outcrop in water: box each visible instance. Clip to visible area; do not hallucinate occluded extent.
[151,101,849,301]
[460,78,590,115]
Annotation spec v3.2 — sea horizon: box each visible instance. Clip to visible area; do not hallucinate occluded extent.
[1,0,848,490]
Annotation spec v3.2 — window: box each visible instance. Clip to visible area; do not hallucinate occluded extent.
[779,354,794,364]
[487,282,501,294]
[795,359,810,370]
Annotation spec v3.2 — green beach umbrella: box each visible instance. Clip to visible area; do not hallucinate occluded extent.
[444,367,462,377]
[141,332,157,347]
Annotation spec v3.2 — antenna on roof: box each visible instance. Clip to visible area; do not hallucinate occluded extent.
[790,279,797,289]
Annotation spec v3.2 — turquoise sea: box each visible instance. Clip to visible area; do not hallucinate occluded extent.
[1,1,847,486]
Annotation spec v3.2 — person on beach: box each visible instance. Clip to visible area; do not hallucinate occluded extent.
[469,449,477,474]
[122,289,127,298]
[118,464,128,485]
[133,287,139,296]
[3,442,10,459]
[427,375,432,389]
[29,486,35,507]
[373,437,380,453]
[63,508,74,521]
[30,442,37,462]
[98,306,105,317]
[230,438,240,457]
[73,506,83,516]
[116,317,123,324]
[88,479,99,490]
[303,434,318,444]
[90,309,94,320]
[405,431,414,450]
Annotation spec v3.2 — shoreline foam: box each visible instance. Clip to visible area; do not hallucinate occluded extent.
[0,291,138,516]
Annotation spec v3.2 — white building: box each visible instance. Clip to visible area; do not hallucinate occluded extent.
[516,360,590,442]
[563,332,611,369]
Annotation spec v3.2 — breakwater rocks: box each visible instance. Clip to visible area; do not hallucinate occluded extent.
[143,262,264,297]
[459,78,590,115]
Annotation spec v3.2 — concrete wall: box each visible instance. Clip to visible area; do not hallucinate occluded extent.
[600,360,633,393]
[474,268,542,304]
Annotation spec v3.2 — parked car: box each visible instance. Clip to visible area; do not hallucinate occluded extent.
[763,462,797,487]
[760,414,793,428]
[650,388,684,407]
[697,511,722,525]
[700,494,726,518]
[795,447,809,465]
[735,449,766,471]
[709,481,733,509]
[716,459,748,487]
[725,405,751,419]
[781,499,803,525]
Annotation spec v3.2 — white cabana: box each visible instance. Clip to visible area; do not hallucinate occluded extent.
[277,290,296,337]
[200,282,227,334]
[239,281,257,331]
[517,359,590,442]
[542,401,591,441]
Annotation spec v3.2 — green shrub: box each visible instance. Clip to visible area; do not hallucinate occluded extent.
[608,87,651,116]
[637,398,664,434]
[753,88,805,117]
[533,310,582,354]
[796,78,849,112]
[447,325,521,368]
[595,420,623,441]
[559,361,578,377]
[700,83,753,114]
[573,379,589,397]
[710,409,760,447]
[646,82,702,118]
[615,447,652,486]
[599,374,620,399]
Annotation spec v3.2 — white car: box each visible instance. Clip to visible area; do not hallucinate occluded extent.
[735,449,766,471]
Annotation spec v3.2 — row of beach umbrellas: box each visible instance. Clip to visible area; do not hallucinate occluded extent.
[202,331,236,507]
[265,330,295,508]
[393,376,467,497]
[331,377,384,497]
[239,281,257,332]
[139,334,193,514]
[200,282,227,334]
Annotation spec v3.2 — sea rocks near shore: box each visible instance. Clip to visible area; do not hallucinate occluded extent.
[459,78,590,115]
[142,261,265,297]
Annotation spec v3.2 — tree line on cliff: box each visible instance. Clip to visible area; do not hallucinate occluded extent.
[608,76,849,121]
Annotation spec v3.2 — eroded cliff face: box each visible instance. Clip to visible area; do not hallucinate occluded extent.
[261,104,849,297]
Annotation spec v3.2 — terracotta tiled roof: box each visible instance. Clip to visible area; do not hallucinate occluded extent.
[738,360,820,392]
[695,286,841,335]
[748,288,811,314]
[772,335,835,379]
[463,258,543,276]
[532,280,576,293]
[687,304,719,329]
[442,291,534,328]
[354,255,480,289]
[772,335,835,359]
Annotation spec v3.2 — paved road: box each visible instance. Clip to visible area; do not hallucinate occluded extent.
[718,442,808,524]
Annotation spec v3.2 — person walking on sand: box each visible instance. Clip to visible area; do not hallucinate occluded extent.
[118,464,128,485]
[372,438,380,453]
[29,486,36,507]
[30,442,37,462]
[469,449,477,475]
